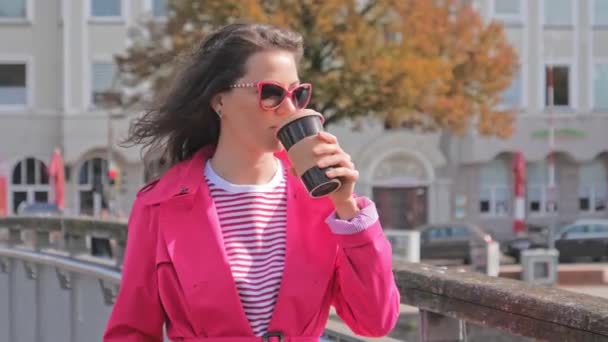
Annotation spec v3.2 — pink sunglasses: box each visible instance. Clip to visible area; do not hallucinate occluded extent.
[229,81,312,110]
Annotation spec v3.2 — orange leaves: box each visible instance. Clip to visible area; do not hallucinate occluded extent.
[117,0,518,137]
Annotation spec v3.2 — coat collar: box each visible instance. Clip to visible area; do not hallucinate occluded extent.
[139,145,293,206]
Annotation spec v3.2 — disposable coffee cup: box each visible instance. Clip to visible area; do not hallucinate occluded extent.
[276,111,342,198]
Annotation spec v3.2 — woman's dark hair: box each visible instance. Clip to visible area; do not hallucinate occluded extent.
[125,22,304,170]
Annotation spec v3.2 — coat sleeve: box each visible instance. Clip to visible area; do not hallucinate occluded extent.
[325,197,400,337]
[103,198,165,341]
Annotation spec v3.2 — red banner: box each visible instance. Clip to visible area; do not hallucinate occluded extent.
[0,176,7,217]
[512,152,526,234]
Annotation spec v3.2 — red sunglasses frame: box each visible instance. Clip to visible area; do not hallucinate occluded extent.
[229,81,312,110]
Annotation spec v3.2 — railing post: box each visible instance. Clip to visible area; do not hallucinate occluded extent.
[35,229,51,251]
[113,239,126,268]
[419,309,468,342]
[8,227,22,245]
[65,231,89,256]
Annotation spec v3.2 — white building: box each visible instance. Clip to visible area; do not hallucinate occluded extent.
[0,0,167,217]
[0,0,606,240]
[338,0,608,239]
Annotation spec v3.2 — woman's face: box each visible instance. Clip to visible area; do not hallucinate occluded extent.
[217,49,304,153]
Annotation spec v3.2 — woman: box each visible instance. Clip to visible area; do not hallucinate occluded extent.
[104,22,400,342]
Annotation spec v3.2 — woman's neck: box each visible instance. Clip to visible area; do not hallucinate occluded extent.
[210,138,278,185]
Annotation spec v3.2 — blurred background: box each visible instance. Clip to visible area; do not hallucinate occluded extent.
[1,0,606,257]
[0,0,607,340]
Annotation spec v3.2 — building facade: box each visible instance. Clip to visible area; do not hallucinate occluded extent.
[0,0,167,217]
[0,0,607,240]
[339,0,608,240]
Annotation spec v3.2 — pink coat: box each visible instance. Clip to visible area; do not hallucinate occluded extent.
[103,146,400,341]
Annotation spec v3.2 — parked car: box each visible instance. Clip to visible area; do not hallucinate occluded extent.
[415,223,493,264]
[17,202,62,216]
[502,224,549,263]
[554,219,608,262]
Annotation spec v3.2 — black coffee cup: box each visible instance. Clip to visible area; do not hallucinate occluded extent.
[276,112,342,198]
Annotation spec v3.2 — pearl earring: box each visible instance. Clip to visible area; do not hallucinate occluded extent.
[216,109,222,118]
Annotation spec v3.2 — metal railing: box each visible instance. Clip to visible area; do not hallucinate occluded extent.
[2,217,608,342]
[0,246,121,342]
[0,217,367,342]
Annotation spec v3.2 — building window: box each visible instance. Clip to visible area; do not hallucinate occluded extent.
[593,63,608,110]
[479,159,509,216]
[579,161,607,213]
[0,63,26,106]
[0,0,26,18]
[91,0,122,18]
[545,65,570,107]
[501,70,523,108]
[151,0,167,17]
[593,0,608,26]
[91,62,116,107]
[544,0,573,26]
[11,157,50,214]
[527,161,559,215]
[493,0,522,23]
[78,158,109,216]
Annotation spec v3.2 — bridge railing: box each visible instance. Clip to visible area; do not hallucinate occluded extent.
[394,261,608,341]
[1,217,608,342]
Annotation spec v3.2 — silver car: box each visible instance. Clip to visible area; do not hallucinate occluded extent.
[416,223,493,264]
[555,219,608,262]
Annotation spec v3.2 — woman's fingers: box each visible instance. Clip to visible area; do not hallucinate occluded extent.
[312,143,339,156]
[316,131,338,144]
[317,152,352,169]
[326,167,359,182]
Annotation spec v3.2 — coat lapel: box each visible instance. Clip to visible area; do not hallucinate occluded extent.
[157,155,254,337]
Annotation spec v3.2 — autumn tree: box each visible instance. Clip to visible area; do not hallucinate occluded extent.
[116,0,518,137]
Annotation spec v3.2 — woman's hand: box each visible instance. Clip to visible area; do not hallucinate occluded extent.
[313,131,359,220]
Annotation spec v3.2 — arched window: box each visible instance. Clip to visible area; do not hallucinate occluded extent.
[479,159,509,216]
[77,157,109,216]
[526,161,559,215]
[11,157,50,214]
[579,160,607,212]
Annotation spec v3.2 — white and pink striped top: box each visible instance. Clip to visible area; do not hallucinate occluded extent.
[204,159,287,336]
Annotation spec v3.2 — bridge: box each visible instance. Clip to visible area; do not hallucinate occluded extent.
[1,217,607,342]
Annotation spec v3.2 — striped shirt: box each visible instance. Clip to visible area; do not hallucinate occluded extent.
[204,159,287,336]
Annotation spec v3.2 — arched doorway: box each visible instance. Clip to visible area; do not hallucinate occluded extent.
[371,151,434,230]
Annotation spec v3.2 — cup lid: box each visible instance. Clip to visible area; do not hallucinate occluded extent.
[275,110,325,137]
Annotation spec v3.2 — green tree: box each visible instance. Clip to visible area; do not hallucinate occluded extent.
[116,0,518,137]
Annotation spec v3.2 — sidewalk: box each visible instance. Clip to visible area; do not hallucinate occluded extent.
[499,262,608,285]
[557,285,608,299]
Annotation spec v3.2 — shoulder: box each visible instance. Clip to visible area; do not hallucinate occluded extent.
[137,179,161,198]
[134,158,194,205]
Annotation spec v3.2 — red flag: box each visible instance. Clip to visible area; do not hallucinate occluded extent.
[48,148,65,211]
[0,175,6,217]
[512,151,526,234]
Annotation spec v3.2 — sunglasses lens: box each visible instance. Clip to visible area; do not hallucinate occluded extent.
[260,84,286,109]
[293,85,311,109]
